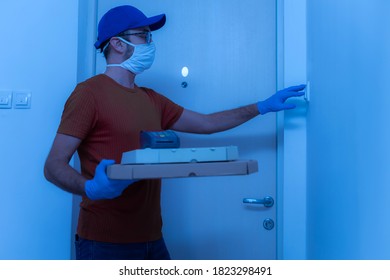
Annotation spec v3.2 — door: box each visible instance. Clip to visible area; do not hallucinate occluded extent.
[96,0,277,259]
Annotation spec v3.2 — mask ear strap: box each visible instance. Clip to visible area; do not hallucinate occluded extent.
[103,37,134,54]
[102,41,110,53]
[117,37,135,47]
[105,38,132,68]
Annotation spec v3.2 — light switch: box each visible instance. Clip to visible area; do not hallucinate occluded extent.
[0,90,12,109]
[13,91,31,109]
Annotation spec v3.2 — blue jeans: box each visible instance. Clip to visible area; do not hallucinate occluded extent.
[75,235,171,260]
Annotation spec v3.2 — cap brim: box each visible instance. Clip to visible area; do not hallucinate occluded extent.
[133,14,166,31]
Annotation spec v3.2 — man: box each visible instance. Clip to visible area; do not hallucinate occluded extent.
[44,5,305,260]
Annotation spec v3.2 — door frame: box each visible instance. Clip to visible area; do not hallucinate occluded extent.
[276,0,308,260]
[276,0,285,260]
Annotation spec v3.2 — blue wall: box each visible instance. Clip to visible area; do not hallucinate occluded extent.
[0,0,78,259]
[307,0,390,259]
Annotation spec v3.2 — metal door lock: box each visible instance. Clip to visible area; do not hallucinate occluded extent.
[263,218,274,230]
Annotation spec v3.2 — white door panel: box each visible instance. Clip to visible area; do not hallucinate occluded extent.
[97,0,277,259]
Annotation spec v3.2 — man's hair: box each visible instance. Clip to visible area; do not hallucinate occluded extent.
[101,41,111,59]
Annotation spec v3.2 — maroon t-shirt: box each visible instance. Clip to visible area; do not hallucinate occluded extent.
[58,74,183,243]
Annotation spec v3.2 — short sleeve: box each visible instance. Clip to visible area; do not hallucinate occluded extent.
[57,84,98,139]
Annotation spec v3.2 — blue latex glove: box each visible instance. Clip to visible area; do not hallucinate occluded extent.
[257,84,306,115]
[85,159,136,200]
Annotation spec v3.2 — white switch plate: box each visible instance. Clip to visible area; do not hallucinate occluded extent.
[13,91,31,109]
[0,90,12,109]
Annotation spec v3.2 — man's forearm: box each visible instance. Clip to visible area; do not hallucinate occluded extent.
[204,103,260,134]
[172,104,260,134]
[44,159,87,196]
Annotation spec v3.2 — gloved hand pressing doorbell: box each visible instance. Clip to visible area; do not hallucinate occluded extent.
[257,84,306,115]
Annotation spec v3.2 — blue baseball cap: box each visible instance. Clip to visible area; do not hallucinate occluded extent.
[94,5,166,49]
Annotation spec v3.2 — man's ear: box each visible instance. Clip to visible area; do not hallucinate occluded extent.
[109,37,127,53]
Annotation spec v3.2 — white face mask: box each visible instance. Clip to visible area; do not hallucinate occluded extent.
[107,37,156,75]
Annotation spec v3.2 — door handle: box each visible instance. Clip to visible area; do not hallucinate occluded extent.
[243,196,274,207]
